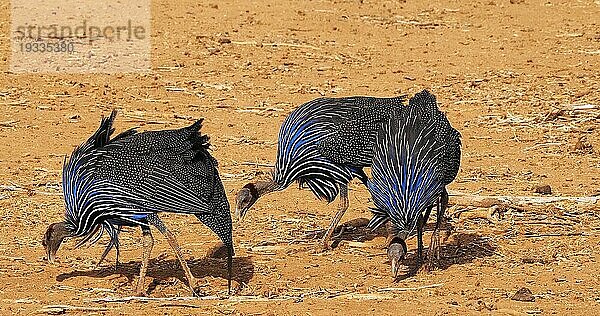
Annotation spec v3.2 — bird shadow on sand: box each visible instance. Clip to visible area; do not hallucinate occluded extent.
[56,245,254,295]
[310,217,497,281]
[392,230,497,282]
[300,217,387,247]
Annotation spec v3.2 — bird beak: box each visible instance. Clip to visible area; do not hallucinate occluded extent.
[391,257,400,278]
[387,238,407,279]
[45,240,60,263]
[42,222,69,264]
[234,207,247,222]
[45,241,59,263]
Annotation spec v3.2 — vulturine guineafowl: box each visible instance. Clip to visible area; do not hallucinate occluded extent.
[235,95,406,249]
[42,110,234,296]
[367,90,461,277]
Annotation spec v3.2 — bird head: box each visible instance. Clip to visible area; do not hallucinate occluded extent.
[42,222,71,263]
[235,183,259,221]
[387,236,407,279]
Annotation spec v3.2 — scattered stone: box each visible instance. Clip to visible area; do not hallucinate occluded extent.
[68,114,81,123]
[522,257,550,264]
[218,37,231,44]
[512,287,535,302]
[467,299,497,311]
[574,137,593,153]
[207,47,220,54]
[534,184,552,195]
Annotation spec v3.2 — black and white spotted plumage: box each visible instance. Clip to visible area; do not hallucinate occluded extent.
[273,96,406,202]
[62,110,233,255]
[367,90,461,235]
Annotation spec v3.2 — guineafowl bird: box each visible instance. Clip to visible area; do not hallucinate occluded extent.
[235,95,406,249]
[42,110,234,296]
[367,90,461,277]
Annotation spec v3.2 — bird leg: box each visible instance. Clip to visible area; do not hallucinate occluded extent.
[321,184,349,250]
[95,240,117,270]
[136,225,153,296]
[427,188,449,268]
[96,226,122,270]
[417,214,424,265]
[414,212,432,275]
[440,188,452,241]
[148,214,198,296]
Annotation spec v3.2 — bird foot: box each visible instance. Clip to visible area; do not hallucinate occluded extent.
[320,241,332,252]
[134,287,147,297]
[417,263,431,275]
[94,261,120,272]
[427,232,441,269]
[442,226,454,243]
[320,234,335,251]
[135,278,148,297]
[187,277,200,297]
[415,257,435,275]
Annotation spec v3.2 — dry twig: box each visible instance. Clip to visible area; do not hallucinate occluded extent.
[377,283,444,292]
[231,41,321,50]
[448,191,600,206]
[240,162,275,168]
[37,305,111,313]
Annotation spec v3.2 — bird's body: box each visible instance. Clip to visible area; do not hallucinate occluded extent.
[236,96,406,249]
[367,90,461,275]
[44,111,233,295]
[274,96,405,199]
[64,119,232,242]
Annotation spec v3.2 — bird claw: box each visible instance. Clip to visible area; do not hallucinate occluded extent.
[320,241,332,252]
[135,279,147,297]
[442,226,454,243]
[134,288,147,297]
[320,235,334,251]
[188,278,200,297]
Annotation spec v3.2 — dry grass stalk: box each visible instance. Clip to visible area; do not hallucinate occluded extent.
[0,184,62,196]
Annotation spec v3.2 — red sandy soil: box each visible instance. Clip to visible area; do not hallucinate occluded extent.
[0,0,599,315]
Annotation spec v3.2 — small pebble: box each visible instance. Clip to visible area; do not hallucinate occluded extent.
[534,184,551,195]
[512,287,535,302]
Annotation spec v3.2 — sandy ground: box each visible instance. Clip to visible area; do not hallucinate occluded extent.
[1,0,600,315]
